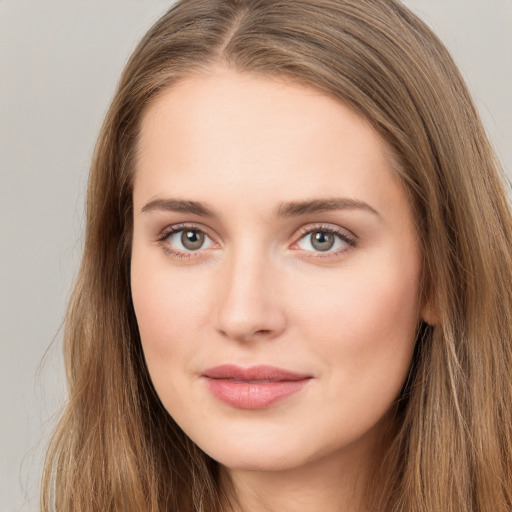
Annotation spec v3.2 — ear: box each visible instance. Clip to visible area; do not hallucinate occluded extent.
[419,268,439,325]
[421,298,439,326]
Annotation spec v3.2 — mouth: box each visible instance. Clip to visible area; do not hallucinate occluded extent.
[201,364,313,409]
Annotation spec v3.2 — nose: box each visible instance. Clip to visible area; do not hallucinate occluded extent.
[213,247,287,343]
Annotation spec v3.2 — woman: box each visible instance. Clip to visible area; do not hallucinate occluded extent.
[42,0,512,511]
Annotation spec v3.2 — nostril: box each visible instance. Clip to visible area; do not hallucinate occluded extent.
[218,327,275,342]
[255,329,271,336]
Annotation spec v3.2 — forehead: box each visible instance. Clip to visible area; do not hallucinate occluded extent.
[134,69,403,218]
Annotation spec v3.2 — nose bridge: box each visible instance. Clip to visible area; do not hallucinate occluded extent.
[214,239,285,341]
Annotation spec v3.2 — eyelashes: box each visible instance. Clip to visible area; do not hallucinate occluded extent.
[156,224,217,260]
[160,226,217,254]
[156,222,357,261]
[293,225,356,255]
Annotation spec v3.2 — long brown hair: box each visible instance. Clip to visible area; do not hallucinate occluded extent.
[42,1,512,510]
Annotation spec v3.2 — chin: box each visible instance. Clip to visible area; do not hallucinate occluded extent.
[209,447,310,473]
[180,418,313,471]
[184,419,360,475]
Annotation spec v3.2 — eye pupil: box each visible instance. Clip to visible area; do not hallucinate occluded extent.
[181,230,205,250]
[311,231,335,251]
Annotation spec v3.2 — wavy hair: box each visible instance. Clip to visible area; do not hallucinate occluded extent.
[42,1,512,510]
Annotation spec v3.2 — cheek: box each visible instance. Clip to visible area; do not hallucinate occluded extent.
[315,241,418,330]
[291,248,421,391]
[130,249,210,370]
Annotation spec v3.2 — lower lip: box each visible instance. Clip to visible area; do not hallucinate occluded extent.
[204,378,311,409]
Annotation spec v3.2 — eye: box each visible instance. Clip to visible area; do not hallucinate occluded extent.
[160,225,216,255]
[295,226,355,254]
[175,229,207,251]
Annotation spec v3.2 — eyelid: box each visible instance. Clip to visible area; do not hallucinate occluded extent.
[156,222,215,242]
[155,221,357,260]
[156,222,220,259]
[290,223,357,256]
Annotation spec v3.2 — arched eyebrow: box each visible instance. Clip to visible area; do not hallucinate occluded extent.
[141,197,380,219]
[141,198,217,217]
[275,198,380,219]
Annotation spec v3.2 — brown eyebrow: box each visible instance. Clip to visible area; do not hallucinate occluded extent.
[141,198,217,217]
[141,197,380,219]
[275,198,380,219]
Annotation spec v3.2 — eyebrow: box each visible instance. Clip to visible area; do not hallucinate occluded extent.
[141,197,380,219]
[141,198,217,217]
[275,198,380,219]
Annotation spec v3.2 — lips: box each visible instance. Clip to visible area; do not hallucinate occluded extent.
[201,364,312,409]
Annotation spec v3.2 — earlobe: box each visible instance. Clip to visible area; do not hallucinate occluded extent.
[419,272,439,326]
[421,299,439,326]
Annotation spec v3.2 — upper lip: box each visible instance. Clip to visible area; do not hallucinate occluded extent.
[202,364,312,382]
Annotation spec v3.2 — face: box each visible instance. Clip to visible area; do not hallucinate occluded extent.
[131,69,425,473]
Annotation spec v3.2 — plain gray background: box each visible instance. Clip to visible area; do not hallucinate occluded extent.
[1,1,511,511]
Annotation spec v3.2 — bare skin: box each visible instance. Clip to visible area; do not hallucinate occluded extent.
[131,68,428,511]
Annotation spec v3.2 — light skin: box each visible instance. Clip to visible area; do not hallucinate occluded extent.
[131,68,429,512]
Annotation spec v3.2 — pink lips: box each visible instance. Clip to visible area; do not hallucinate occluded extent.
[202,364,312,409]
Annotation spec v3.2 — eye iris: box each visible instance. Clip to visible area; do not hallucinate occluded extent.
[311,231,335,251]
[181,230,204,250]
